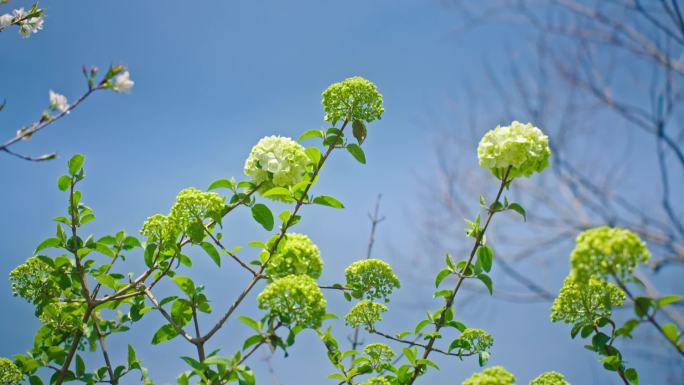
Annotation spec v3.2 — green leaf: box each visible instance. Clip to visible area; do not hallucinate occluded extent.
[508,203,526,220]
[172,276,196,297]
[634,297,653,318]
[346,144,366,164]
[68,154,85,175]
[624,368,639,384]
[34,237,62,254]
[434,268,451,288]
[204,355,232,366]
[476,246,493,273]
[75,354,85,376]
[200,241,221,267]
[352,120,367,145]
[237,316,261,332]
[414,319,432,334]
[127,345,137,368]
[305,147,322,164]
[208,178,234,191]
[251,204,274,231]
[151,324,178,345]
[312,195,344,209]
[262,187,292,199]
[477,274,493,295]
[298,129,324,142]
[57,175,71,191]
[662,323,679,343]
[478,351,490,367]
[656,294,681,308]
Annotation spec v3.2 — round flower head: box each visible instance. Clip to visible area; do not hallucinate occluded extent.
[361,377,391,385]
[170,188,225,231]
[550,276,624,324]
[345,259,400,302]
[364,343,395,372]
[140,214,181,247]
[264,233,323,280]
[458,328,494,354]
[9,257,59,305]
[0,357,22,385]
[462,366,516,385]
[322,77,384,124]
[345,300,387,329]
[244,136,311,195]
[570,226,650,282]
[257,274,327,329]
[530,372,570,385]
[477,121,551,179]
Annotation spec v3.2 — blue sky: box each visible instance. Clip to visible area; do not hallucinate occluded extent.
[0,1,680,384]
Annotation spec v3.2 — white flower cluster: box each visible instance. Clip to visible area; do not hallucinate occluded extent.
[112,71,134,93]
[0,7,44,38]
[244,135,310,194]
[48,90,68,113]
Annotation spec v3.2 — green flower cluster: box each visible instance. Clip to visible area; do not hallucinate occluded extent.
[361,377,391,385]
[140,214,180,247]
[244,135,310,194]
[38,302,84,334]
[459,328,494,353]
[257,274,327,329]
[345,259,400,301]
[551,276,624,324]
[322,76,384,124]
[477,121,551,179]
[462,366,516,385]
[345,300,387,329]
[170,188,225,231]
[264,233,323,280]
[570,226,650,281]
[0,357,21,385]
[364,343,395,371]
[530,372,570,385]
[9,257,59,305]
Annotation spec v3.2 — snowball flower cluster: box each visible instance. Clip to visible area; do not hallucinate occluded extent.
[364,343,395,371]
[0,357,22,385]
[244,136,311,194]
[345,259,400,302]
[459,328,494,354]
[257,274,327,329]
[462,366,516,385]
[48,90,69,113]
[9,257,59,305]
[344,300,387,329]
[322,76,384,124]
[530,372,571,385]
[264,233,323,279]
[361,377,391,385]
[112,71,135,93]
[570,226,650,281]
[140,214,180,247]
[551,276,624,324]
[169,188,225,231]
[477,121,551,179]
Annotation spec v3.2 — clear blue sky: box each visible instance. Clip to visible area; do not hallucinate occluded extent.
[0,1,677,384]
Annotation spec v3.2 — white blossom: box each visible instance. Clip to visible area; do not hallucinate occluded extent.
[48,90,68,113]
[0,14,13,28]
[112,71,134,93]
